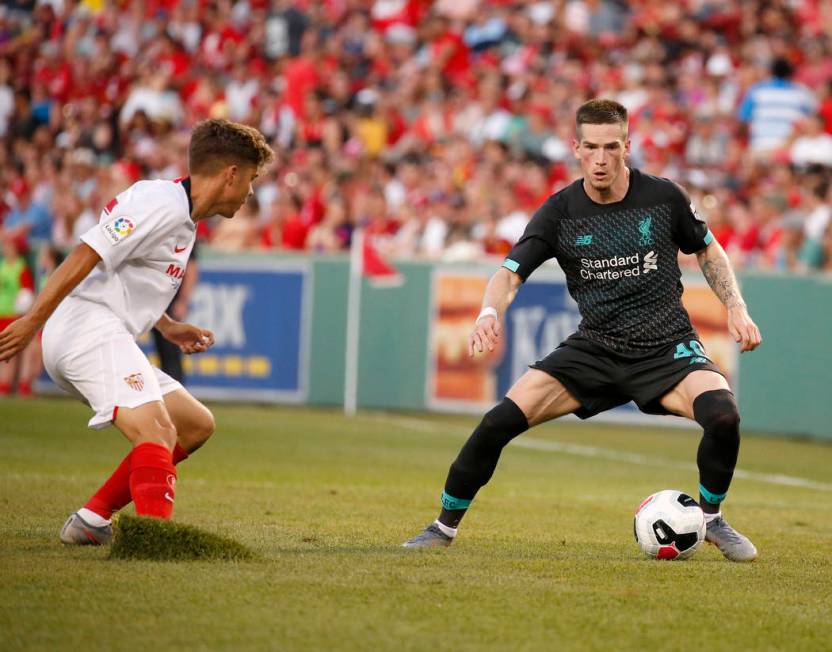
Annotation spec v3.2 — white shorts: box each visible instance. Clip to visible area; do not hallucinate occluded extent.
[43,297,183,429]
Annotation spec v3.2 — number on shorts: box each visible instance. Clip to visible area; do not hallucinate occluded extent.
[674,340,708,360]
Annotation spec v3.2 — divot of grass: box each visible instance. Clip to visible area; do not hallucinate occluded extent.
[109,515,254,561]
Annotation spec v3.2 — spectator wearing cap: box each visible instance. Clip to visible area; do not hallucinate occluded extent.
[738,58,816,157]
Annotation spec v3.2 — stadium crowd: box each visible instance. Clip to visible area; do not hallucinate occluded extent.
[0,0,831,288]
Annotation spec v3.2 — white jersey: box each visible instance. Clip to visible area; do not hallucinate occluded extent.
[74,177,196,337]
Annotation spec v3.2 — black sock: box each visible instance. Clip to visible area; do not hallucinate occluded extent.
[694,389,740,514]
[438,398,529,528]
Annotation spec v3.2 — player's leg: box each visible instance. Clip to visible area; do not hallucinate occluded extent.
[54,331,182,543]
[660,370,736,510]
[660,369,756,561]
[403,370,580,548]
[78,381,213,528]
[61,400,178,545]
[113,401,179,519]
[163,388,216,460]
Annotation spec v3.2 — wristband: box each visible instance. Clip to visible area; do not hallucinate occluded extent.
[476,307,498,324]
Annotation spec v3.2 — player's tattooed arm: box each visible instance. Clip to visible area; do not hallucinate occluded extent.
[696,241,745,309]
[696,240,762,352]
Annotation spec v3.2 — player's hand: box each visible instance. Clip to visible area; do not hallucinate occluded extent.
[727,305,761,353]
[0,315,38,362]
[162,321,215,354]
[469,315,501,357]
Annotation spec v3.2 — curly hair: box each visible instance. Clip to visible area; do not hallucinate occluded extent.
[188,119,275,175]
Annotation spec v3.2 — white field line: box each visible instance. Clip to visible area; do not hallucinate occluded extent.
[371,414,832,493]
[4,415,830,494]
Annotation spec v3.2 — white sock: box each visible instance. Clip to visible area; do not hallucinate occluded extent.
[77,507,111,527]
[433,520,457,538]
[703,511,722,523]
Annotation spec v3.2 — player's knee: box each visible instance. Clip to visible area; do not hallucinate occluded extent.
[193,409,215,447]
[477,398,529,447]
[451,398,529,487]
[693,389,740,440]
[134,421,177,450]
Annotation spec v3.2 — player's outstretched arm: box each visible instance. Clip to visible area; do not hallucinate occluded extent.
[696,239,762,353]
[469,267,523,357]
[0,243,101,362]
[155,313,214,355]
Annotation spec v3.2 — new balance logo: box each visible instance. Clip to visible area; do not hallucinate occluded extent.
[643,250,658,273]
[575,235,593,246]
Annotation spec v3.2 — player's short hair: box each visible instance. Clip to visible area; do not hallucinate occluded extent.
[189,119,275,175]
[575,99,628,139]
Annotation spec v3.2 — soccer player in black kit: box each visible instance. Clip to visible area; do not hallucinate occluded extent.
[403,99,762,561]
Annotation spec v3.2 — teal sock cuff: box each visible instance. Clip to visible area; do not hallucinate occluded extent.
[441,491,471,511]
[699,483,727,504]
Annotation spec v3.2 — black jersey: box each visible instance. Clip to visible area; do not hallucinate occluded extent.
[503,168,713,354]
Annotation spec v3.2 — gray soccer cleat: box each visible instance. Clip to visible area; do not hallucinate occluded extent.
[60,512,113,546]
[705,516,757,562]
[401,523,454,549]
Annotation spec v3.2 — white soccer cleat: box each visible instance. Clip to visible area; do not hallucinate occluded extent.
[60,512,113,546]
[401,523,454,549]
[705,516,757,562]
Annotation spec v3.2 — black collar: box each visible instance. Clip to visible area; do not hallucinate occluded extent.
[181,176,193,217]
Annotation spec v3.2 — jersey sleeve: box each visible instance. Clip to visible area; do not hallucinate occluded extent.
[80,190,169,271]
[670,182,713,254]
[502,196,560,281]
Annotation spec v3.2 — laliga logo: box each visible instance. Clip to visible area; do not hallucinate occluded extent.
[113,217,134,236]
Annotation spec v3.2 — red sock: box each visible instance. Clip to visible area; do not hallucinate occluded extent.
[84,450,133,520]
[129,442,176,519]
[84,442,190,520]
[172,442,189,465]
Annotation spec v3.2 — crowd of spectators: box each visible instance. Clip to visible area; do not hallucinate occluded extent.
[0,0,831,278]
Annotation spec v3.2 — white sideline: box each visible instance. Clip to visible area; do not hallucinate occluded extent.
[373,414,832,493]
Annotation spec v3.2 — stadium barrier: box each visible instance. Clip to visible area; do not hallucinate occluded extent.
[140,251,827,442]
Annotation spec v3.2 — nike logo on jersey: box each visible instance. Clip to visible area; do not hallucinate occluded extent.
[174,245,187,253]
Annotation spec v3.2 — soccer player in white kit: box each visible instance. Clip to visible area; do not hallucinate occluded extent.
[0,120,274,544]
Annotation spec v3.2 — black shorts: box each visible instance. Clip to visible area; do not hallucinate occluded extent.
[530,333,726,419]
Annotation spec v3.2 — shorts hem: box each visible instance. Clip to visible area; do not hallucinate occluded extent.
[528,362,596,419]
[87,394,164,430]
[635,362,728,416]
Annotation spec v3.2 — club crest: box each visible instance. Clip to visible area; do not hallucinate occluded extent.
[124,372,145,392]
[638,216,654,246]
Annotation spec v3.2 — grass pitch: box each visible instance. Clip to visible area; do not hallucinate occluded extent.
[1,398,830,651]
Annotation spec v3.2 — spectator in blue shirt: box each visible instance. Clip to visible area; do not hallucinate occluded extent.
[738,58,816,157]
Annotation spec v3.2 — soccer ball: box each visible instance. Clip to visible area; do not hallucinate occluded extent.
[634,489,706,560]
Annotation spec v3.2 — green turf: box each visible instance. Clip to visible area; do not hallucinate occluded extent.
[109,515,254,561]
[1,398,830,651]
